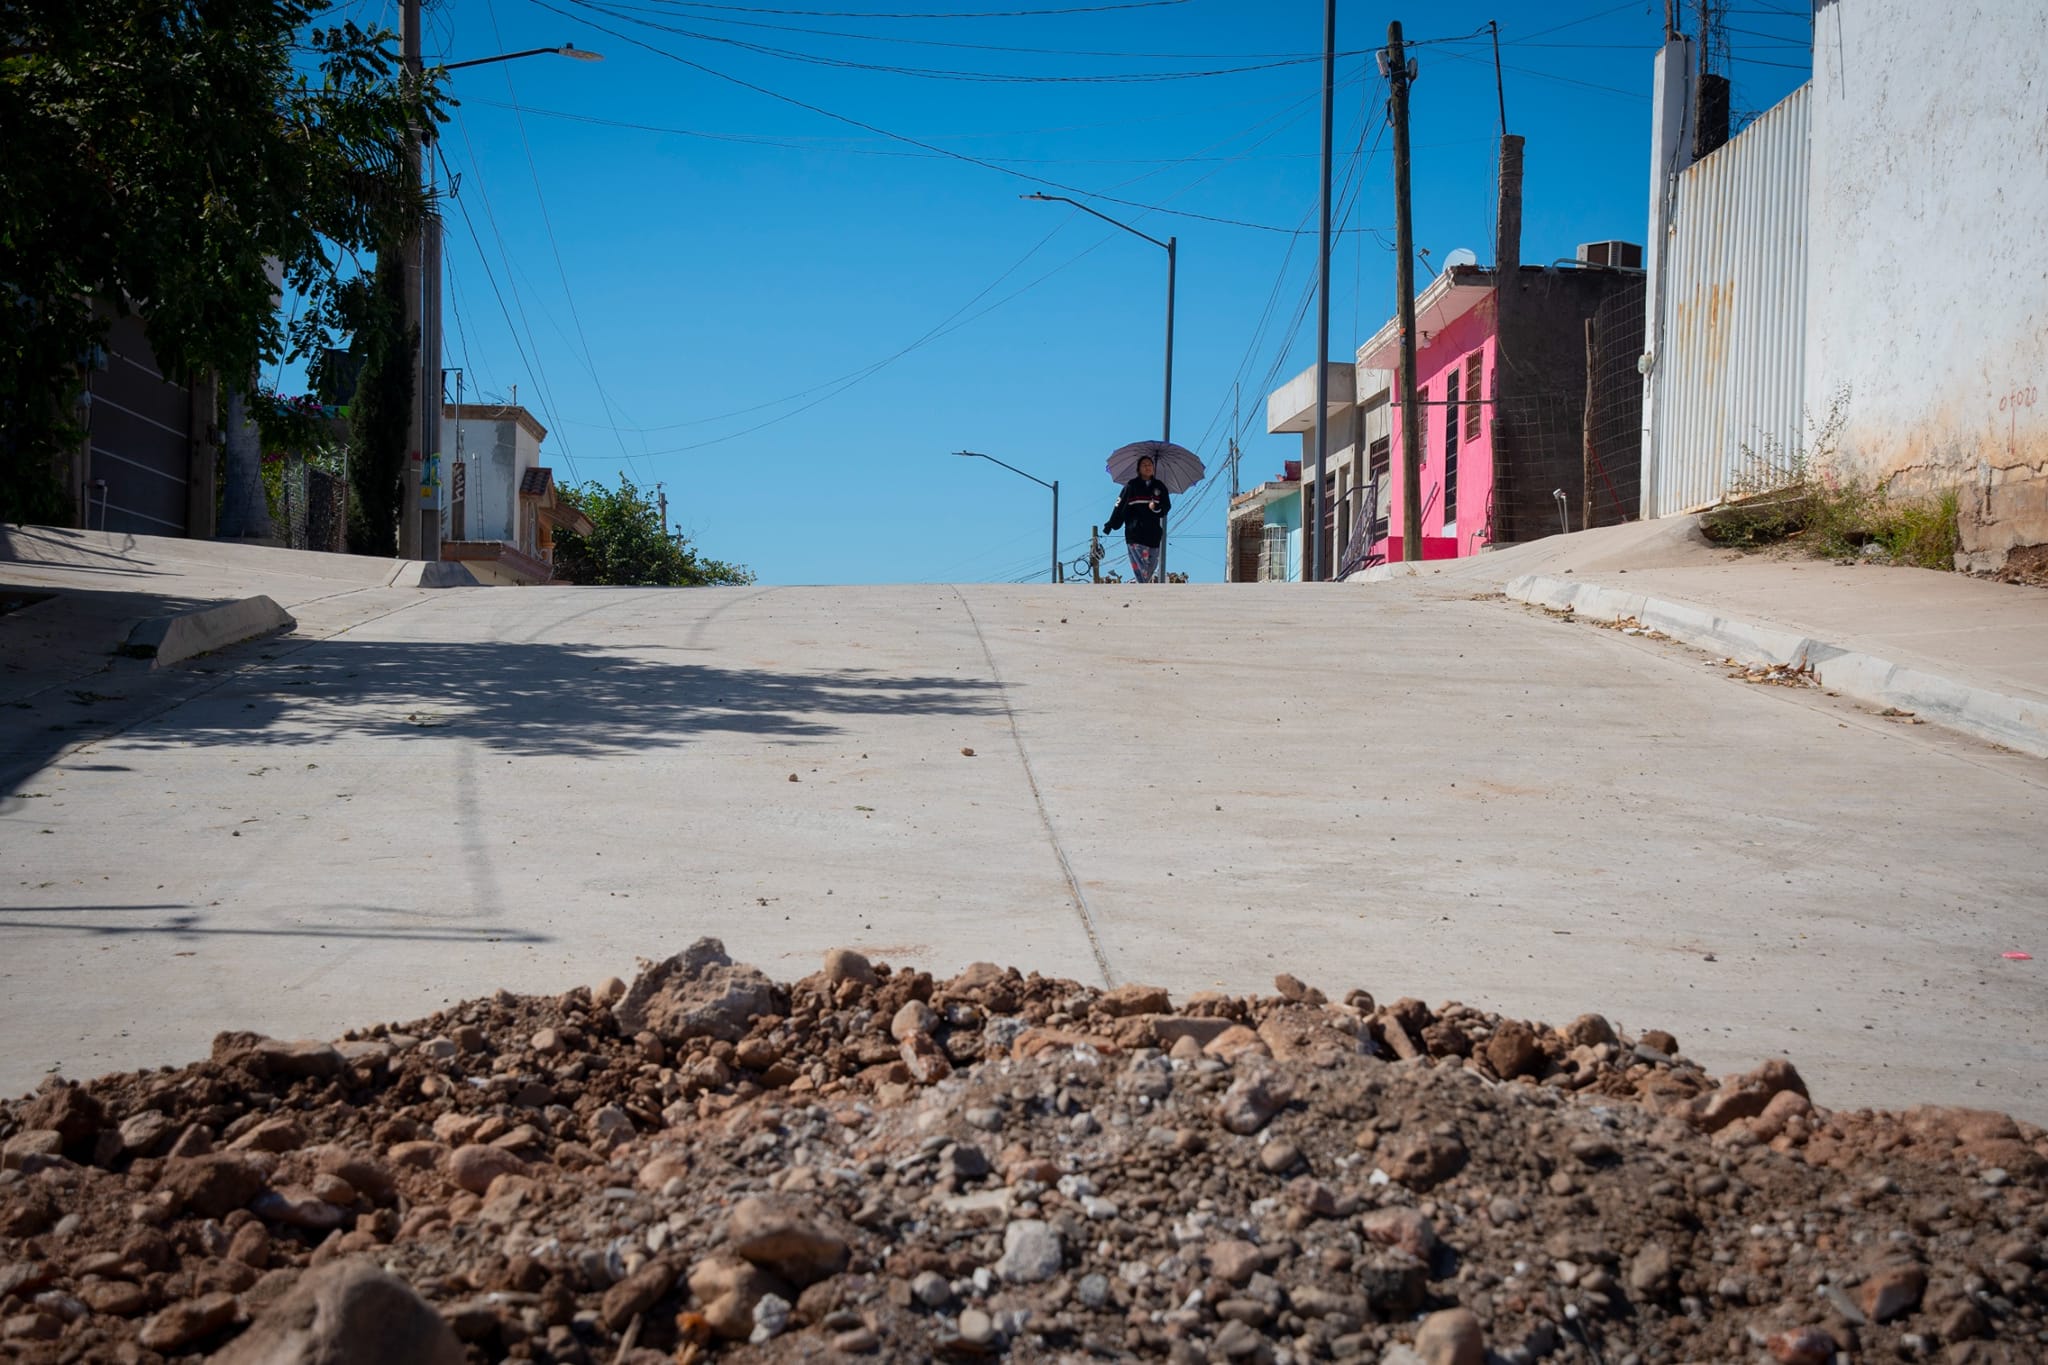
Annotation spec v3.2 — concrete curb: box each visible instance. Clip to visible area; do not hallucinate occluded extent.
[123,596,296,669]
[1505,573,2048,759]
[386,561,480,589]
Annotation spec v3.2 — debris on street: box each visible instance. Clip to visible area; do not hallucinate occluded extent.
[2,940,2043,1363]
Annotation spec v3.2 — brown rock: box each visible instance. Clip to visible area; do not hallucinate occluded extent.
[890,1000,938,1042]
[822,948,877,988]
[1204,1025,1274,1064]
[1382,1132,1467,1189]
[614,937,783,1043]
[1360,1206,1439,1261]
[1563,1013,1618,1048]
[230,1117,310,1154]
[1216,1072,1289,1135]
[1857,1262,1927,1322]
[1,1130,63,1170]
[1639,1029,1678,1055]
[386,1140,446,1170]
[229,1221,273,1268]
[209,1258,464,1365]
[1095,984,1171,1017]
[1483,1020,1545,1080]
[24,1080,105,1147]
[138,1292,238,1353]
[728,1197,849,1286]
[601,1257,681,1330]
[79,1279,150,1316]
[1764,1327,1837,1364]
[445,1144,526,1195]
[253,1187,350,1231]
[311,1147,396,1202]
[1205,1240,1263,1286]
[161,1153,267,1217]
[688,1254,788,1342]
[1413,1306,1484,1365]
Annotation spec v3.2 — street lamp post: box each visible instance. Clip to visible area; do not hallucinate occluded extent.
[398,0,601,562]
[954,451,1060,585]
[1020,194,1175,445]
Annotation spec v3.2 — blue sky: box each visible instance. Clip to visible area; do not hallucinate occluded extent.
[325,0,1812,583]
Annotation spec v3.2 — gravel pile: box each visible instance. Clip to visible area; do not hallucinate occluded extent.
[2,939,2044,1364]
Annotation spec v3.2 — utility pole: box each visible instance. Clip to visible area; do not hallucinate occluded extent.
[1387,21,1424,564]
[1311,0,1336,582]
[399,0,423,562]
[658,484,669,543]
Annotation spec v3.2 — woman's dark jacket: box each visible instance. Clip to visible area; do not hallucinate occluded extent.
[1103,476,1171,548]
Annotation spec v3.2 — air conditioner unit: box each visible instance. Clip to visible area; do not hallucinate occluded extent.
[1576,240,1644,269]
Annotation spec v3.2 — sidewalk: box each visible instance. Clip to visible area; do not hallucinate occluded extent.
[0,526,474,704]
[1361,518,2048,757]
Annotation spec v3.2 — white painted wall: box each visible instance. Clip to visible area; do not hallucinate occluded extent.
[1805,0,2048,565]
[439,409,544,546]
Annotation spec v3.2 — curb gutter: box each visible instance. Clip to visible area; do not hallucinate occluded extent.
[1505,573,2048,760]
[123,596,296,669]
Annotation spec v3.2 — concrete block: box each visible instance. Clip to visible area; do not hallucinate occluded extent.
[387,561,481,589]
[123,596,294,669]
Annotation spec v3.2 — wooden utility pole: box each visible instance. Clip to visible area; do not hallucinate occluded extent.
[1387,21,1423,564]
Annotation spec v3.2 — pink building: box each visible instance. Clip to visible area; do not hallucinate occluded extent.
[1353,250,1647,569]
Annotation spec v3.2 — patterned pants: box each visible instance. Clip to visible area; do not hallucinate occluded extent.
[1127,541,1161,583]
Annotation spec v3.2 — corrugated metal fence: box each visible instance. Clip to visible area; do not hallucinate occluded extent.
[1645,83,1810,517]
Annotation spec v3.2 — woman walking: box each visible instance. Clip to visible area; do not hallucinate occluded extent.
[1103,454,1171,583]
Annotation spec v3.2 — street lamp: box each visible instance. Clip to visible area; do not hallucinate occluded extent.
[954,451,1061,585]
[441,43,604,71]
[1021,193,1176,445]
[397,4,604,562]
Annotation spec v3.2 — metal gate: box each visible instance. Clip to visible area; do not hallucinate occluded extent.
[1644,83,1810,517]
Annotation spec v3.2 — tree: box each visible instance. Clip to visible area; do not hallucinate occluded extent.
[342,251,413,556]
[0,0,443,523]
[551,475,755,587]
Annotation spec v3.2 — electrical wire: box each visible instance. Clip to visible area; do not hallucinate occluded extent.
[528,0,1391,235]
[482,0,646,474]
[630,0,1191,17]
[437,126,584,480]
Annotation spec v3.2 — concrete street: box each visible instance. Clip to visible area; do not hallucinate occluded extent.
[3,543,2046,1123]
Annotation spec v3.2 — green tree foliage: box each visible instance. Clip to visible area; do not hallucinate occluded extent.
[0,0,443,522]
[551,476,756,587]
[343,251,413,556]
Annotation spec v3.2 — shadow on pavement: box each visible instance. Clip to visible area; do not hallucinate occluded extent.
[60,637,1008,760]
[0,903,549,945]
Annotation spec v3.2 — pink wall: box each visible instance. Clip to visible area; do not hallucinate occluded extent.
[1378,302,1499,560]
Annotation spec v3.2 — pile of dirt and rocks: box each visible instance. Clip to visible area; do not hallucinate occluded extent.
[3,940,2044,1365]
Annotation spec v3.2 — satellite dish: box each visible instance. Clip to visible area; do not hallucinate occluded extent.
[1443,247,1479,270]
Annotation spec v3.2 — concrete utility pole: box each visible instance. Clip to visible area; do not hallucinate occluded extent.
[1311,0,1336,582]
[1387,20,1424,563]
[399,0,423,562]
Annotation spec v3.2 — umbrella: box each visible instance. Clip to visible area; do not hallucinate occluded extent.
[1107,440,1206,494]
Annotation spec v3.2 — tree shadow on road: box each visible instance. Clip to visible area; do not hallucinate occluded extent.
[88,637,1007,760]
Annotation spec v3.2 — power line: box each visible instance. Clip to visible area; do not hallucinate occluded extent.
[529,0,1391,235]
[483,0,645,474]
[629,0,1191,17]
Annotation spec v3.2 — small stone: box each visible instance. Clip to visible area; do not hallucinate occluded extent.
[750,1292,792,1343]
[446,1144,527,1195]
[823,948,877,987]
[911,1270,951,1307]
[138,1293,238,1353]
[117,1110,174,1155]
[160,1153,266,1217]
[834,1326,880,1353]
[252,1187,349,1231]
[230,1116,310,1153]
[209,1258,463,1365]
[602,1257,680,1330]
[1484,1019,1545,1079]
[1763,1326,1837,1365]
[1259,1138,1302,1173]
[1077,1272,1111,1309]
[1207,1240,1263,1286]
[1628,1241,1675,1298]
[995,1219,1063,1284]
[229,1221,272,1268]
[1361,1206,1439,1261]
[79,1280,149,1316]
[1212,1320,1265,1358]
[728,1196,850,1286]
[891,1000,938,1042]
[1639,1029,1678,1055]
[1857,1262,1927,1322]
[958,1308,997,1346]
[1217,1073,1287,1134]
[1096,983,1172,1017]
[1413,1305,1484,1365]
[530,1027,563,1054]
[0,1131,62,1170]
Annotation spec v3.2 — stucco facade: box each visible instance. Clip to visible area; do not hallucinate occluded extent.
[1804,0,2048,568]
